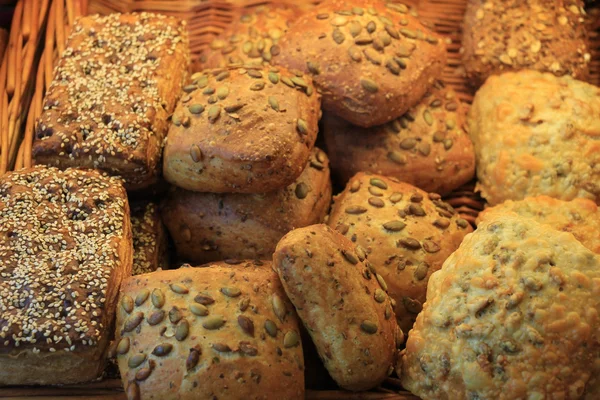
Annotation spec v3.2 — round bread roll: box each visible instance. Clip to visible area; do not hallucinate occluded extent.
[323,82,474,194]
[327,172,472,333]
[468,70,600,206]
[478,196,600,254]
[273,224,402,391]
[400,215,600,399]
[200,4,299,69]
[163,65,321,193]
[161,148,332,264]
[114,262,304,400]
[272,0,447,128]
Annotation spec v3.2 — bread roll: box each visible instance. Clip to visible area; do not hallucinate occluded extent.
[272,0,446,127]
[163,65,321,193]
[0,166,132,385]
[273,224,401,391]
[323,82,474,194]
[33,13,189,191]
[468,70,600,206]
[462,0,590,87]
[114,262,304,400]
[162,148,331,264]
[327,172,472,333]
[400,215,600,399]
[131,202,168,275]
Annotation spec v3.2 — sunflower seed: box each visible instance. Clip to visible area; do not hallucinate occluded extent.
[372,38,385,51]
[121,295,134,313]
[350,180,361,192]
[272,294,287,322]
[383,221,406,232]
[423,110,434,125]
[394,57,408,69]
[186,347,201,370]
[297,119,308,135]
[307,61,320,75]
[317,13,329,19]
[128,354,146,368]
[376,274,388,291]
[295,182,309,199]
[379,15,393,26]
[117,337,130,354]
[203,315,225,330]
[390,193,403,203]
[360,78,378,93]
[284,331,300,348]
[123,312,144,332]
[374,289,386,303]
[170,283,189,294]
[341,249,359,265]
[194,294,215,305]
[385,304,393,320]
[221,287,241,298]
[361,320,378,334]
[239,341,258,356]
[147,310,165,326]
[265,320,278,337]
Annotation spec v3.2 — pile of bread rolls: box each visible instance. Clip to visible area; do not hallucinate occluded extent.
[0,0,599,399]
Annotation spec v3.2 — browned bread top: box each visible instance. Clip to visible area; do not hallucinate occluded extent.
[33,13,189,190]
[201,4,299,69]
[0,166,131,355]
[131,202,167,275]
[163,65,321,193]
[462,0,590,87]
[273,0,447,127]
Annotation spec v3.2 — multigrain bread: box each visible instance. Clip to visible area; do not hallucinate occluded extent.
[162,148,331,263]
[131,202,168,275]
[200,4,299,69]
[462,0,590,87]
[163,65,320,193]
[323,82,474,194]
[0,166,132,385]
[468,70,600,206]
[272,0,446,127]
[33,13,190,191]
[400,215,600,399]
[114,262,304,400]
[273,224,402,391]
[327,173,472,333]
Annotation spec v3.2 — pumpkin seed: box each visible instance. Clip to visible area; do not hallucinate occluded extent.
[195,75,208,88]
[360,78,378,93]
[221,287,241,298]
[270,45,281,56]
[388,151,407,165]
[332,28,345,44]
[175,319,190,341]
[388,3,408,13]
[170,283,189,294]
[181,116,191,128]
[423,240,440,253]
[348,21,362,37]
[444,139,454,150]
[247,70,262,79]
[297,119,308,135]
[127,382,140,400]
[135,366,153,381]
[242,41,253,54]
[355,245,367,261]
[147,310,165,326]
[414,264,428,281]
[348,46,362,62]
[268,72,279,84]
[272,294,287,322]
[317,13,329,19]
[123,312,144,332]
[390,193,403,203]
[239,297,250,312]
[383,221,406,232]
[386,59,400,75]
[284,331,300,348]
[216,71,230,81]
[169,307,183,324]
[400,28,417,39]
[224,104,243,113]
[372,37,385,51]
[369,197,385,208]
[385,304,393,320]
[239,341,259,356]
[376,274,388,291]
[352,6,364,15]
[408,204,426,216]
[345,205,367,214]
[331,16,348,26]
[403,297,422,314]
[295,182,309,199]
[366,21,376,33]
[394,57,408,69]
[369,186,383,197]
[385,25,400,39]
[400,138,417,150]
[426,36,439,44]
[370,178,387,189]
[190,304,209,317]
[183,84,197,93]
[250,81,265,91]
[291,76,308,88]
[186,347,201,370]
[355,35,373,45]
[361,320,378,334]
[117,337,130,355]
[212,343,231,352]
[208,105,221,123]
[457,218,469,229]
[203,87,215,95]
[194,294,215,305]
[363,48,382,65]
[216,87,229,100]
[203,315,225,330]
[341,249,359,265]
[281,76,294,87]
[238,315,255,337]
[189,145,203,163]
[374,289,386,303]
[306,61,320,75]
[128,354,146,368]
[188,104,204,115]
[121,295,134,313]
[423,110,434,126]
[418,143,431,156]
[350,180,361,192]
[153,343,173,357]
[265,320,278,337]
[398,238,421,250]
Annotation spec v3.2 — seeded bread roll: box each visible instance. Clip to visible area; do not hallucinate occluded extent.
[469,70,600,206]
[200,4,299,69]
[33,13,190,191]
[327,173,472,333]
[131,202,168,275]
[0,166,132,385]
[272,0,446,128]
[273,224,402,391]
[400,215,600,399]
[163,65,320,193]
[323,83,474,194]
[162,148,331,264]
[462,0,590,87]
[114,262,304,400]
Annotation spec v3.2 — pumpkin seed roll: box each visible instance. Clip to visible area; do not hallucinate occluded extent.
[200,4,299,69]
[327,173,472,334]
[400,215,600,399]
[469,70,600,206]
[462,0,590,87]
[33,13,190,191]
[323,82,475,194]
[161,148,332,264]
[113,262,304,400]
[273,224,402,391]
[131,202,168,275]
[0,166,132,385]
[163,65,321,193]
[272,0,446,128]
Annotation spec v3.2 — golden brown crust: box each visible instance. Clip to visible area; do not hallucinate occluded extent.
[323,83,475,194]
[163,65,321,193]
[462,0,590,87]
[273,0,446,127]
[0,166,132,385]
[200,4,299,69]
[131,202,168,275]
[468,70,600,206]
[115,262,304,400]
[327,173,472,333]
[33,13,190,191]
[161,148,331,264]
[400,215,600,399]
[273,224,401,391]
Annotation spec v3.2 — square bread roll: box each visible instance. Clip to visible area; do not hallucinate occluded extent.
[0,166,132,385]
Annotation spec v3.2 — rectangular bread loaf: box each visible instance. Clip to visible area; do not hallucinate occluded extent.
[33,13,189,191]
[131,201,168,275]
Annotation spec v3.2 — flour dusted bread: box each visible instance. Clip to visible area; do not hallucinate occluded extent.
[131,202,168,275]
[468,70,600,206]
[163,65,320,193]
[323,83,474,194]
[0,166,132,385]
[273,224,401,391]
[462,0,590,87]
[114,262,304,400]
[327,173,472,333]
[400,215,600,399]
[162,148,331,264]
[33,13,189,191]
[272,0,446,127]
